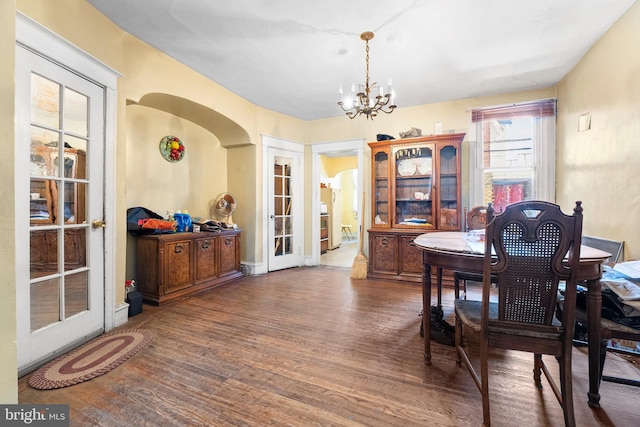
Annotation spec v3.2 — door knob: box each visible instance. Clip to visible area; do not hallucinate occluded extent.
[92,220,106,228]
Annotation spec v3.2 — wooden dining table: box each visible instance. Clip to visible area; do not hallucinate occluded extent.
[413,231,612,408]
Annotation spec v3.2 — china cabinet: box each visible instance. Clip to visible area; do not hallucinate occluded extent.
[368,133,464,282]
[135,230,242,305]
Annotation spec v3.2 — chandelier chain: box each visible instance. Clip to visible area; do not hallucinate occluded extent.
[365,40,370,97]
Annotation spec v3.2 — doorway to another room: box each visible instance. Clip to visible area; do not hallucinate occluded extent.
[320,168,359,267]
[312,139,364,268]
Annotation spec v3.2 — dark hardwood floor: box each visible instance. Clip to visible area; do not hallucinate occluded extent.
[19,266,640,426]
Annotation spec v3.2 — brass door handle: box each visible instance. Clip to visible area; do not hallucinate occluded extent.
[92,220,106,228]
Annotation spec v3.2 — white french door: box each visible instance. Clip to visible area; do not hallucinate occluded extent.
[15,45,105,372]
[265,142,304,271]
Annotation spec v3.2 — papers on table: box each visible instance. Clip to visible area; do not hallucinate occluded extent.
[599,266,640,317]
[618,299,640,317]
[613,260,640,279]
[603,278,640,301]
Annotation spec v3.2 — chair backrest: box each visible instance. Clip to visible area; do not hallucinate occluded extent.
[466,206,488,231]
[484,201,583,327]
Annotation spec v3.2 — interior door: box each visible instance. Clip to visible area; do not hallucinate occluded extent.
[267,147,303,271]
[15,45,105,372]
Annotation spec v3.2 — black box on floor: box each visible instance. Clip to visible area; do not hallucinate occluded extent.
[126,290,143,317]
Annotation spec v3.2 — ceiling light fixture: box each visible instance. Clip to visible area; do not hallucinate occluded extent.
[338,31,396,120]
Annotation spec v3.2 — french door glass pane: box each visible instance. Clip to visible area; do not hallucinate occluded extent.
[273,156,293,257]
[64,229,87,271]
[65,135,87,179]
[63,87,89,136]
[65,271,89,317]
[31,74,60,128]
[30,277,60,331]
[30,230,58,278]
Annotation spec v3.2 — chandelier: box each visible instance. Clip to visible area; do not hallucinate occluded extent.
[338,31,396,120]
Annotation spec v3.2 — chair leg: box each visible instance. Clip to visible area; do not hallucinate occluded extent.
[454,275,460,299]
[559,353,576,427]
[533,354,543,388]
[454,278,468,299]
[599,338,608,387]
[480,338,491,426]
[455,314,462,366]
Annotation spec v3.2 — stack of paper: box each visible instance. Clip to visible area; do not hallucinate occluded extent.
[602,278,640,317]
[613,260,640,279]
[604,278,640,301]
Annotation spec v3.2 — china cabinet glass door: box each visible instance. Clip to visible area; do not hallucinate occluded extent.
[372,150,389,226]
[437,144,460,230]
[392,145,435,229]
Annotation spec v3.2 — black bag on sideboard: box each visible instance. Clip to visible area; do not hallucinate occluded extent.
[127,206,171,236]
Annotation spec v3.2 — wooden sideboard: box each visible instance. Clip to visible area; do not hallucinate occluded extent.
[135,229,242,305]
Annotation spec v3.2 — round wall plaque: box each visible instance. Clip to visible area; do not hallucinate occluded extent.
[159,136,185,162]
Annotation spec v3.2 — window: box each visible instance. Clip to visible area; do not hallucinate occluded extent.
[469,99,556,212]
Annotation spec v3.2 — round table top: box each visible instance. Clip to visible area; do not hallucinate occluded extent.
[413,231,611,261]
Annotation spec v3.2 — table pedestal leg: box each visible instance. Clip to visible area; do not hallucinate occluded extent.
[423,263,432,365]
[586,278,602,408]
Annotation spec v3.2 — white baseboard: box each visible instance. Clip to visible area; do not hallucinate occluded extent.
[114,303,130,327]
[241,262,266,275]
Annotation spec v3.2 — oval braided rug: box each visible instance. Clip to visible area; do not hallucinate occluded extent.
[28,329,153,390]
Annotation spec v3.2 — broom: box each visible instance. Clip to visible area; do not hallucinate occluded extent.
[350,193,368,279]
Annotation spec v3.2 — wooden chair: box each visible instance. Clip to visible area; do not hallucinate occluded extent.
[453,206,496,299]
[454,201,583,427]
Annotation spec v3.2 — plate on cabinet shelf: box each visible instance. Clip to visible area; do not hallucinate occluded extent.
[418,159,432,175]
[397,160,416,176]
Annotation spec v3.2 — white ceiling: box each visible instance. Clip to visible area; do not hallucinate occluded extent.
[87,0,636,121]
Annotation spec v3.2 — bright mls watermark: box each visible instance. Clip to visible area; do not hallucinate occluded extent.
[1,405,69,426]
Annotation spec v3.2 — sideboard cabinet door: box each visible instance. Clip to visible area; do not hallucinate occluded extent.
[219,234,241,278]
[195,236,218,283]
[165,239,192,294]
[399,234,423,277]
[369,232,398,277]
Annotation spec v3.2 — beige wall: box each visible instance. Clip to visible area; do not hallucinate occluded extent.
[4,0,639,402]
[0,0,17,405]
[338,170,358,230]
[556,2,640,260]
[124,106,230,278]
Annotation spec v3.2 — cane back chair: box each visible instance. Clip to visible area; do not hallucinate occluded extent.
[454,201,583,427]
